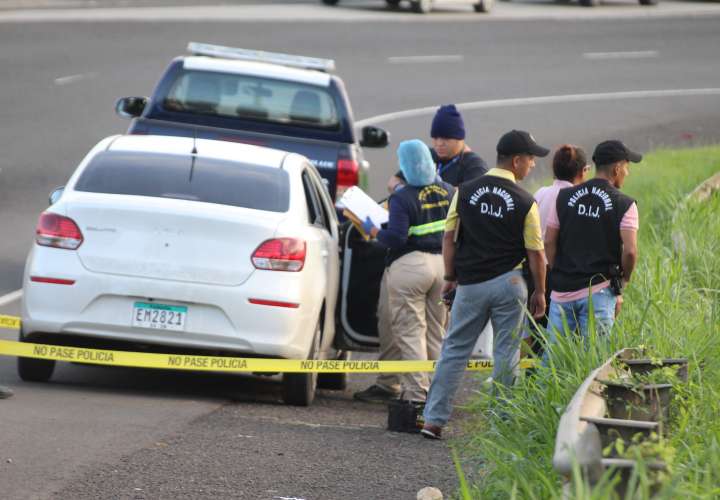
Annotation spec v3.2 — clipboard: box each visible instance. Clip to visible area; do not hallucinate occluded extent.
[338,186,388,240]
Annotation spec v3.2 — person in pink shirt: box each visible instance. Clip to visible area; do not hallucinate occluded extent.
[534,145,590,238]
[523,145,589,353]
[544,140,641,347]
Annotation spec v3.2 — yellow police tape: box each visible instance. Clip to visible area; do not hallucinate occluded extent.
[0,314,21,331]
[0,314,534,373]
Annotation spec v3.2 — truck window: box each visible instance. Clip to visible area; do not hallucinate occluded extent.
[74,151,290,212]
[162,70,340,129]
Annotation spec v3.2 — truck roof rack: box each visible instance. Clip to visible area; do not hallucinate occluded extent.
[186,42,335,73]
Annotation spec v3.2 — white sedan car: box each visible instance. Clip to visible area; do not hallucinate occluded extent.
[20,134,345,405]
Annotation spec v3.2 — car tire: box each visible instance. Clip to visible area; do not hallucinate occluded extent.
[282,323,320,406]
[321,0,339,5]
[386,0,401,8]
[473,0,494,12]
[638,0,657,5]
[410,0,432,13]
[579,0,599,6]
[318,351,349,391]
[17,334,55,382]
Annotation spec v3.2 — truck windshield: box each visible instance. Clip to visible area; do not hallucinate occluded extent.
[161,70,340,129]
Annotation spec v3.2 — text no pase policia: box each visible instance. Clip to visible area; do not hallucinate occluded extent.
[0,315,533,373]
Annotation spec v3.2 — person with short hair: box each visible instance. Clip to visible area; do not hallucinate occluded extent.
[421,130,549,439]
[523,145,590,352]
[354,140,454,403]
[544,140,641,345]
[387,104,488,193]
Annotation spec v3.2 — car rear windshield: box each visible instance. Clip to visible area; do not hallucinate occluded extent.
[74,151,289,212]
[161,70,340,129]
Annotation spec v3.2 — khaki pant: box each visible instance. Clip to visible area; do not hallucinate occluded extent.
[376,251,446,401]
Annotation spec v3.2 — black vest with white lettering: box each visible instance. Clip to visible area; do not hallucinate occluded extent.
[386,181,453,266]
[455,174,535,285]
[552,178,635,292]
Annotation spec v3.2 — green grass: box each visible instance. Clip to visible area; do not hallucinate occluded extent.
[453,146,720,499]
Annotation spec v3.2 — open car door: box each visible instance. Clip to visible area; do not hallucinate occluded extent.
[335,220,386,351]
[334,217,494,356]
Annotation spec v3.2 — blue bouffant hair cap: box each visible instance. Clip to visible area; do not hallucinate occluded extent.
[397,139,436,187]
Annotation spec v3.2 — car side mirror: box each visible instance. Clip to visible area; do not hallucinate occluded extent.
[115,97,147,118]
[49,186,64,205]
[359,126,389,148]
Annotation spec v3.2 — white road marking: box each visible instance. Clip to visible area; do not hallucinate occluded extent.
[0,289,22,307]
[355,88,720,127]
[583,50,659,60]
[54,72,97,86]
[387,54,464,64]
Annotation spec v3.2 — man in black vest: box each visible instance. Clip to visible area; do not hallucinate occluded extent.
[421,130,549,439]
[387,104,488,192]
[544,140,641,347]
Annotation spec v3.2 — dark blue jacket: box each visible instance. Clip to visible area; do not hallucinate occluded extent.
[377,181,454,266]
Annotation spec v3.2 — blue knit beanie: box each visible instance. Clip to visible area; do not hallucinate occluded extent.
[397,139,436,187]
[430,104,465,140]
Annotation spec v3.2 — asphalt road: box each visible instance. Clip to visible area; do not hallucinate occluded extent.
[1,5,720,499]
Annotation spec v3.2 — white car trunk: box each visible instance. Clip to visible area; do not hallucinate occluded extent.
[67,196,282,286]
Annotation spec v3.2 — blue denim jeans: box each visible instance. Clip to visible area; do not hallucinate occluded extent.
[423,269,527,427]
[547,286,617,347]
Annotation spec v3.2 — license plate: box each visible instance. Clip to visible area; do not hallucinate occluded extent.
[132,302,187,331]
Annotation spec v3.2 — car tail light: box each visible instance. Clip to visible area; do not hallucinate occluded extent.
[335,159,359,200]
[251,238,306,272]
[30,277,75,285]
[248,298,300,308]
[36,212,83,250]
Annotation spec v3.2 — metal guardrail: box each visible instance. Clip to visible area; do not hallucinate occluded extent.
[552,348,639,481]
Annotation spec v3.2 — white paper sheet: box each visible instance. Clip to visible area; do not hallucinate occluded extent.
[338,186,388,227]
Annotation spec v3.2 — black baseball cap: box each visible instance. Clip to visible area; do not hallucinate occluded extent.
[496,130,550,157]
[592,140,643,165]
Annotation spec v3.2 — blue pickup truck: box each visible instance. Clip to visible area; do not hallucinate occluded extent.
[115,43,389,200]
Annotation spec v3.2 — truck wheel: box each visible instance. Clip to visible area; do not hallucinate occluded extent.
[321,0,339,5]
[474,0,494,12]
[386,0,401,8]
[282,323,320,406]
[318,351,349,391]
[410,0,432,13]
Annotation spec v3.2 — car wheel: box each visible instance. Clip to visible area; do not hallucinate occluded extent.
[386,0,401,8]
[321,0,339,5]
[579,0,599,6]
[473,0,494,12]
[318,351,349,391]
[17,334,55,382]
[638,0,657,5]
[410,0,432,13]
[282,323,320,406]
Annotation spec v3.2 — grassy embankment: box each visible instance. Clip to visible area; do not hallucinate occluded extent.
[454,146,720,499]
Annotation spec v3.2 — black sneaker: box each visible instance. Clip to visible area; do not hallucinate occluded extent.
[0,385,13,399]
[353,384,400,403]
